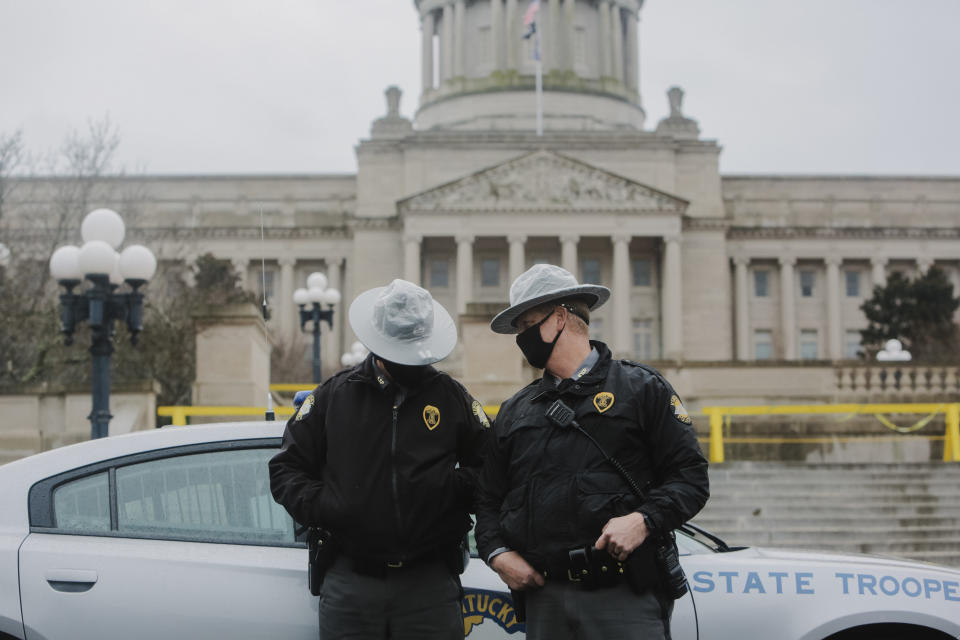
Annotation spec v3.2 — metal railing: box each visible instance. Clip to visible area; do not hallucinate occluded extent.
[702,403,960,464]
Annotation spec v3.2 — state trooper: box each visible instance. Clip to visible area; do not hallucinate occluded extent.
[270,279,490,640]
[475,264,709,640]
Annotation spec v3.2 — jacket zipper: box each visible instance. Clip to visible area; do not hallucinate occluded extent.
[391,398,404,542]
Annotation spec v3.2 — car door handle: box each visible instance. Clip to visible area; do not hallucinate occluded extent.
[45,569,98,593]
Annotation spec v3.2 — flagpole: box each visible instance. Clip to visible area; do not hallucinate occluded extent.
[535,21,543,137]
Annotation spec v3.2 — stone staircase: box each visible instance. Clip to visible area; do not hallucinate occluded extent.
[690,462,960,567]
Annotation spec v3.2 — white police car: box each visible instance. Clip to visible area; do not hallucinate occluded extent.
[0,422,957,640]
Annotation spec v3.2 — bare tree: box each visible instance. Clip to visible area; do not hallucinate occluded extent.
[0,128,26,223]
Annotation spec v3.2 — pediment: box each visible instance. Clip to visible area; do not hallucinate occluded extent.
[398,150,688,214]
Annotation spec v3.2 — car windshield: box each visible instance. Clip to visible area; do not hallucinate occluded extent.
[677,524,744,555]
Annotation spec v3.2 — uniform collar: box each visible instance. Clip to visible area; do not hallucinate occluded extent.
[534,341,612,400]
[551,347,599,386]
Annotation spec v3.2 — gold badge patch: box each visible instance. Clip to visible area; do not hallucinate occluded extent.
[472,400,490,428]
[671,395,692,424]
[593,392,615,413]
[423,405,441,431]
[295,394,314,421]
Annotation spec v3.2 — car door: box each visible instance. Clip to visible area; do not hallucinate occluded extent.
[19,441,316,640]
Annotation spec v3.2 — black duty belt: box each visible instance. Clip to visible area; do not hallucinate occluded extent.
[345,547,453,579]
[537,546,626,589]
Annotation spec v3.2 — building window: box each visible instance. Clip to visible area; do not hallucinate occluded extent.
[799,329,819,360]
[477,26,492,65]
[845,270,860,297]
[799,270,815,297]
[845,330,862,359]
[582,258,602,285]
[754,270,769,297]
[259,269,276,303]
[754,329,773,361]
[429,259,449,288]
[633,319,653,360]
[631,259,652,287]
[480,258,500,287]
[574,26,587,66]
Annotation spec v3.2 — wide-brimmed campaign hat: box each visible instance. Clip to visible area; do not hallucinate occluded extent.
[490,264,610,334]
[348,279,457,365]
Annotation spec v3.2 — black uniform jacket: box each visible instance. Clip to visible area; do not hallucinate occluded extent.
[269,354,490,562]
[475,342,709,568]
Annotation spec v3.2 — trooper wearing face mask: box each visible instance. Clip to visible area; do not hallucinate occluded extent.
[475,264,709,640]
[270,279,491,640]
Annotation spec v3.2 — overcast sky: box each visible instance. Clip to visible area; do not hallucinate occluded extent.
[2,0,958,176]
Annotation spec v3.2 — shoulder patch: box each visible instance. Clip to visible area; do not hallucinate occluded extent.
[472,400,491,428]
[295,393,315,421]
[670,395,692,425]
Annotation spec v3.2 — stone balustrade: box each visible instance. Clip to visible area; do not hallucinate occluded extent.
[835,365,960,397]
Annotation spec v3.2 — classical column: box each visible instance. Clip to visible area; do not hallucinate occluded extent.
[545,0,559,71]
[325,257,345,375]
[733,257,750,361]
[421,10,435,93]
[441,3,454,81]
[491,0,504,72]
[826,257,842,360]
[562,0,576,70]
[456,234,474,315]
[871,256,888,289]
[612,234,632,356]
[231,258,249,290]
[279,257,296,337]
[505,0,518,70]
[611,3,624,84]
[661,236,684,360]
[599,1,612,77]
[779,256,796,360]
[625,10,638,92]
[917,257,934,274]
[560,234,579,275]
[508,234,527,285]
[404,234,422,285]
[454,0,466,77]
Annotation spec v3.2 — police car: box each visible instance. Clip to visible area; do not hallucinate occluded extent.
[0,421,957,640]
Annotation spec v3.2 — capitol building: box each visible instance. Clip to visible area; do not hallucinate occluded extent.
[10,0,960,408]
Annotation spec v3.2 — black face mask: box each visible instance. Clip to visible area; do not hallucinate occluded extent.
[380,359,432,388]
[516,309,563,369]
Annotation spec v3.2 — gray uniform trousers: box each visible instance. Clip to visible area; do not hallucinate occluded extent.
[525,581,671,640]
[317,556,464,640]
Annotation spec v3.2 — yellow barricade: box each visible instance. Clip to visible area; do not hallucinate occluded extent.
[701,403,960,464]
[158,401,960,465]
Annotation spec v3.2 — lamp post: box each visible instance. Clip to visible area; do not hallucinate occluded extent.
[293,272,341,383]
[49,209,157,440]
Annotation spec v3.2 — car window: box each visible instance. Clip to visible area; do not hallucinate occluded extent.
[116,448,295,545]
[53,472,110,533]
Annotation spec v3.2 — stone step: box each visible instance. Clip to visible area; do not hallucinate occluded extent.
[705,492,960,503]
[693,515,960,529]
[697,504,960,516]
[699,526,960,544]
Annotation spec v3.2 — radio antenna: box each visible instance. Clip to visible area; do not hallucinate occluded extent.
[260,206,275,422]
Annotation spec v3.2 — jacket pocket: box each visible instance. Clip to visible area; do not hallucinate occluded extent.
[575,470,634,535]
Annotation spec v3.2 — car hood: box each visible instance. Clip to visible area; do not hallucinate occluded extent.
[729,545,960,578]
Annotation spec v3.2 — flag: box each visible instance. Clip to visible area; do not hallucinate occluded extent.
[522,0,540,40]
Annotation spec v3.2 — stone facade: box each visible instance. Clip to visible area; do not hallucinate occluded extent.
[3,0,959,409]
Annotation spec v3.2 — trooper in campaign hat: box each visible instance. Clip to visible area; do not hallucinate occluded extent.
[271,278,491,640]
[476,264,709,640]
